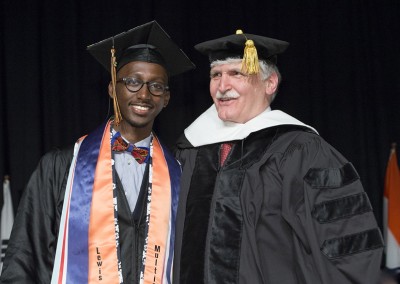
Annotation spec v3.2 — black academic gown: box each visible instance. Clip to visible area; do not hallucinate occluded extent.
[0,146,149,283]
[173,125,384,284]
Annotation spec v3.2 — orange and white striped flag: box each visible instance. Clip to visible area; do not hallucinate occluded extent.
[384,143,400,269]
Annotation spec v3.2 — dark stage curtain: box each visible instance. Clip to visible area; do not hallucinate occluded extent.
[1,0,399,235]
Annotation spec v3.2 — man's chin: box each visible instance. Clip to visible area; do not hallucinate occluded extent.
[217,113,235,123]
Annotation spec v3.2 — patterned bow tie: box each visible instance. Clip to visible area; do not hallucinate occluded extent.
[111,134,150,164]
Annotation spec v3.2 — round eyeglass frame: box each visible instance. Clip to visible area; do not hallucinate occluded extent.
[116,77,169,96]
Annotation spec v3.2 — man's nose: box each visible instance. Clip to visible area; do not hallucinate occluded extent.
[136,83,152,99]
[218,73,232,93]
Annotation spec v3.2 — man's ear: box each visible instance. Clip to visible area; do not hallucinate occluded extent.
[163,91,170,108]
[265,72,278,96]
[108,81,114,99]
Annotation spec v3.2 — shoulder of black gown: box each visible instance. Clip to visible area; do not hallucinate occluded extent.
[0,145,74,283]
[176,133,194,150]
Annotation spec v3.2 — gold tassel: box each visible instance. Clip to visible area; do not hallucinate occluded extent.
[236,30,259,75]
[111,47,122,125]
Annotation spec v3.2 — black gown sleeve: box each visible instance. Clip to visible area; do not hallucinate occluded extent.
[279,134,383,284]
[0,147,73,283]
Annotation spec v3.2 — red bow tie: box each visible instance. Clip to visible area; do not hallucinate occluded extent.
[112,134,149,164]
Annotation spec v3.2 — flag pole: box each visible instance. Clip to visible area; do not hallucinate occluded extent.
[1,174,14,274]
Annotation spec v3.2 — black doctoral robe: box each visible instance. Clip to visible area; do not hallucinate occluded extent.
[173,125,383,284]
[0,146,149,283]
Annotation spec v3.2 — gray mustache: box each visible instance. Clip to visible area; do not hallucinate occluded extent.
[216,90,240,99]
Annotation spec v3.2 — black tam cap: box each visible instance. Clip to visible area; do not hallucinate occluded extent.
[195,29,289,74]
[87,21,195,77]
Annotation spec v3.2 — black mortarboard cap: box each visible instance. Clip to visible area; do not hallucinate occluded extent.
[195,30,289,68]
[87,21,195,77]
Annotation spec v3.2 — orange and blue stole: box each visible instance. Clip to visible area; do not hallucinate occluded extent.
[51,120,181,284]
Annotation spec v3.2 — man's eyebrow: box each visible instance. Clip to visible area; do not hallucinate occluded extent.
[211,66,241,72]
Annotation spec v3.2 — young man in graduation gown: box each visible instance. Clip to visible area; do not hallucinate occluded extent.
[173,30,384,284]
[0,21,194,284]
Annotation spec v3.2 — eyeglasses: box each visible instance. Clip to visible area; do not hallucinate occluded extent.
[116,77,169,97]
